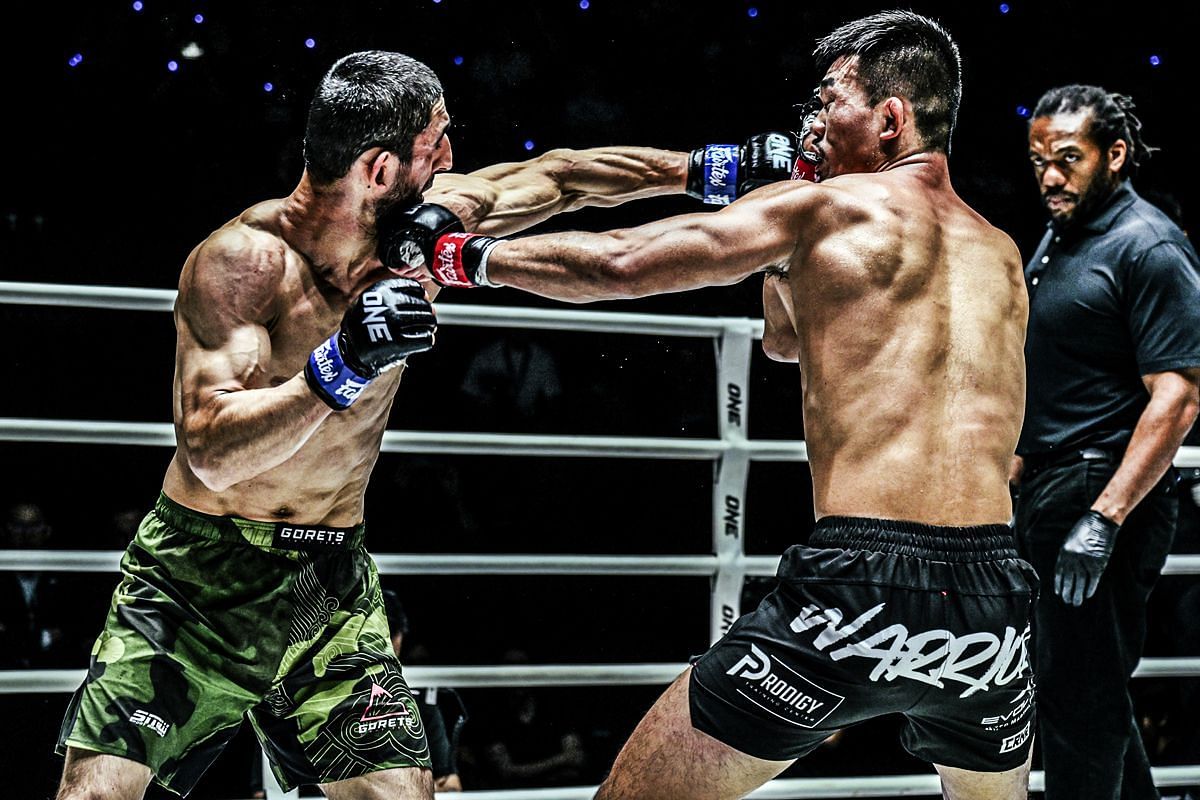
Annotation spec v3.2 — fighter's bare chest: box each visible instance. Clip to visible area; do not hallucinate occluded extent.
[262,296,346,385]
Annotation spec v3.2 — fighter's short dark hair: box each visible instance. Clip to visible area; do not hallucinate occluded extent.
[1032,84,1157,179]
[304,50,443,184]
[814,10,962,152]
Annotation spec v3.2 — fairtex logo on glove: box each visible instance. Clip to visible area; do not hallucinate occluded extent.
[306,332,373,410]
[432,232,483,288]
[311,339,339,384]
[703,145,739,205]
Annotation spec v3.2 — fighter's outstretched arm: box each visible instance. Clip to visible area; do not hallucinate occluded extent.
[484,181,812,303]
[425,147,689,238]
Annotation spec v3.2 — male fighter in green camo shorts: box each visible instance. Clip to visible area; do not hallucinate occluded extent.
[55,49,700,799]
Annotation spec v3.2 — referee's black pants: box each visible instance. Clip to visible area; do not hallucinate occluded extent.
[1016,456,1176,800]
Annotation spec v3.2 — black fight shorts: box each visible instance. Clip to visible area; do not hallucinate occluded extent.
[690,516,1038,772]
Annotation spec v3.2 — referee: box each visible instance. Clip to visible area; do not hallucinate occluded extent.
[1013,84,1200,800]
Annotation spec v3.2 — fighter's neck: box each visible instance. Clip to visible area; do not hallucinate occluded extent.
[873,150,951,189]
[877,148,947,173]
[278,173,382,293]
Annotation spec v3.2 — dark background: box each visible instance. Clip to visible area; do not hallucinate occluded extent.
[2,1,1197,797]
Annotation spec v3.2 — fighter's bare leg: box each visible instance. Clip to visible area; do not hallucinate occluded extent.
[56,747,153,800]
[321,766,434,800]
[595,667,792,800]
[935,750,1032,800]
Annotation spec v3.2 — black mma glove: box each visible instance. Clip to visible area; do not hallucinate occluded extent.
[377,203,502,289]
[686,131,800,205]
[1054,510,1120,606]
[305,278,436,411]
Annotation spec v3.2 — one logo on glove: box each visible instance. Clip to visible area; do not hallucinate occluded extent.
[765,133,795,170]
[359,291,394,343]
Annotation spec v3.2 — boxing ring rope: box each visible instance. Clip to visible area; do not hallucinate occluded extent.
[3,281,1199,799]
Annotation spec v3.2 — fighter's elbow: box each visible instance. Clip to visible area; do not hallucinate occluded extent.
[761,333,800,363]
[593,250,651,299]
[1178,389,1200,431]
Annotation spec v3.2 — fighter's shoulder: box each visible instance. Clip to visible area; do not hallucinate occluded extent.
[759,176,875,225]
[179,216,289,319]
[959,207,1022,265]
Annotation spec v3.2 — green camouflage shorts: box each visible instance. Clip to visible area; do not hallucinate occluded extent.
[58,493,431,795]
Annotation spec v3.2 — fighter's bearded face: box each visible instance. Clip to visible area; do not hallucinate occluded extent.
[377,97,454,216]
[1028,110,1125,230]
[810,57,882,180]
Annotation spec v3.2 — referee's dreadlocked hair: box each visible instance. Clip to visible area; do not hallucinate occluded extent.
[1032,85,1158,178]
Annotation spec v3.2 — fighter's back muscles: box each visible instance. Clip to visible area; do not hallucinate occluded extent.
[168,223,332,493]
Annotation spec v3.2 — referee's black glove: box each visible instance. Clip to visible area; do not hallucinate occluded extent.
[1054,510,1119,606]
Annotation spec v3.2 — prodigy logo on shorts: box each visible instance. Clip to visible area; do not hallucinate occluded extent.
[726,644,843,728]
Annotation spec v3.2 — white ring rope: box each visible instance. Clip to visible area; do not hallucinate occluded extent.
[3,550,1199,579]
[4,281,1198,797]
[8,655,1200,697]
[4,654,1197,697]
[0,280,764,338]
[0,418,811,461]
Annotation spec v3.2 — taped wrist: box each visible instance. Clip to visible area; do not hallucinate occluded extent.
[686,145,740,205]
[429,232,503,288]
[305,333,373,411]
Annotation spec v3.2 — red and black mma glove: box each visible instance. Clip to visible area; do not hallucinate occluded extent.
[305,278,437,411]
[792,105,822,182]
[377,203,502,289]
[686,131,800,205]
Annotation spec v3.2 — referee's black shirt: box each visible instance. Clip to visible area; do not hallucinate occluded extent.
[1018,181,1200,456]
